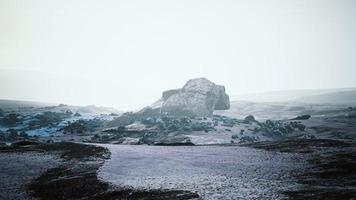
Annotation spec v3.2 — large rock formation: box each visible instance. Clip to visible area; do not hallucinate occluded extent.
[158,78,230,117]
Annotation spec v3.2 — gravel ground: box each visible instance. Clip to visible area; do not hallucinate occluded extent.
[98,145,307,200]
[2,140,352,200]
[248,139,356,199]
[0,151,62,200]
[1,142,199,200]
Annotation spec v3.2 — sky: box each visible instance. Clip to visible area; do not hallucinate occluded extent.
[0,0,356,110]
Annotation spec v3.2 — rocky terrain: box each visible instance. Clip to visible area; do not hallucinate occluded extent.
[1,79,356,146]
[1,79,356,199]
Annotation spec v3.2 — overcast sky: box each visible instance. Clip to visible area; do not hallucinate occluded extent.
[1,0,355,110]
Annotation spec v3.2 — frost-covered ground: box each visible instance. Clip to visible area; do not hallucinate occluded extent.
[215,101,351,120]
[0,151,62,200]
[0,101,120,138]
[98,144,307,200]
[1,99,355,145]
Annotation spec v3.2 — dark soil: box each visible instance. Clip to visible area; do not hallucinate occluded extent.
[245,139,352,153]
[26,142,199,200]
[153,142,195,146]
[248,139,356,200]
[9,139,355,199]
[94,190,199,200]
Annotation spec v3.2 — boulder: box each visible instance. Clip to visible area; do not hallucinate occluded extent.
[244,115,256,123]
[160,78,230,117]
[162,89,181,101]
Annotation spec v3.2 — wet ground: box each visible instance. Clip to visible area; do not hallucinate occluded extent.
[0,142,200,200]
[0,151,62,200]
[0,142,111,200]
[1,140,355,200]
[247,139,356,199]
[98,144,308,200]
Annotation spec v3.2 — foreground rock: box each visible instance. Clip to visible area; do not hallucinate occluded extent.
[158,78,230,117]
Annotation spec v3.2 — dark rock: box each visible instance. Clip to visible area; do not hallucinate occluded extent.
[107,113,136,127]
[141,117,156,127]
[244,115,256,123]
[28,111,71,130]
[12,140,40,146]
[61,119,104,134]
[257,119,307,139]
[6,128,18,140]
[347,111,356,118]
[19,131,29,138]
[154,137,194,146]
[239,136,257,143]
[0,132,5,141]
[2,113,21,126]
[154,141,195,146]
[291,115,311,120]
[107,107,160,127]
[295,123,306,131]
[222,118,236,127]
[65,110,73,115]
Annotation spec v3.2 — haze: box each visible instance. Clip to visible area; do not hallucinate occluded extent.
[1,0,355,110]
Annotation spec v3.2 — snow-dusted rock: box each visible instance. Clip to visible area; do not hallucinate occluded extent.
[160,78,230,117]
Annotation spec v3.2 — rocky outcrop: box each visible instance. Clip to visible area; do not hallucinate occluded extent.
[159,78,230,117]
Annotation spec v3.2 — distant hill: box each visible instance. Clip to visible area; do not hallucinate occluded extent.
[76,105,121,114]
[0,99,54,111]
[231,88,356,105]
[0,99,121,114]
[295,90,356,105]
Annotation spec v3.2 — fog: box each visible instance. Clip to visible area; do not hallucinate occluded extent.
[1,0,355,110]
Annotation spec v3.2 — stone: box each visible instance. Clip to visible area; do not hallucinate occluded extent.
[291,115,311,120]
[2,113,21,126]
[160,78,230,117]
[162,89,181,101]
[244,115,256,123]
[239,136,257,143]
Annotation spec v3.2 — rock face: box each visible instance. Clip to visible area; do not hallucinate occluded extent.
[160,78,230,117]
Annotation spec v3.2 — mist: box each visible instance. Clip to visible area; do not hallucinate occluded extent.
[1,0,356,109]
